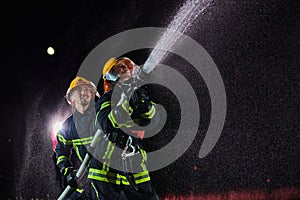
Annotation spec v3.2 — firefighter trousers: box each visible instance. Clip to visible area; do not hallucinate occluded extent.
[90,180,159,200]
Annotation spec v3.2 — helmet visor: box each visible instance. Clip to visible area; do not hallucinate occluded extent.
[105,70,118,81]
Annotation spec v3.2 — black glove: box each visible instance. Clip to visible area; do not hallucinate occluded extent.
[66,170,78,188]
[129,88,153,127]
[129,88,150,111]
[61,167,78,188]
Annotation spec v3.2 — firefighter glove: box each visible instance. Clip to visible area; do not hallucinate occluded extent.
[129,88,151,111]
[66,169,78,188]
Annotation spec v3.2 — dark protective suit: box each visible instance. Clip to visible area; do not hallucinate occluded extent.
[55,103,99,199]
[88,86,159,200]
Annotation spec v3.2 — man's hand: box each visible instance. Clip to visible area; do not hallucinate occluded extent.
[129,88,150,110]
[66,169,78,188]
[61,167,78,188]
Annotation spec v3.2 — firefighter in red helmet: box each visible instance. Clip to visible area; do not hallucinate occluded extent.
[102,57,138,93]
[88,57,159,200]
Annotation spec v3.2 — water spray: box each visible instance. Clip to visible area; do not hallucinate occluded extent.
[78,0,225,172]
[143,0,213,73]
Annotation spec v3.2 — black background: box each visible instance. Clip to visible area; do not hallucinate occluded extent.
[2,0,299,199]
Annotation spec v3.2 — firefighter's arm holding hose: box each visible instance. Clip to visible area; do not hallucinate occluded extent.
[101,57,156,132]
[107,84,156,130]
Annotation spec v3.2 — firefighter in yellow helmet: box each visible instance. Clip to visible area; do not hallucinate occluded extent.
[55,76,100,199]
[65,76,99,107]
[88,57,159,200]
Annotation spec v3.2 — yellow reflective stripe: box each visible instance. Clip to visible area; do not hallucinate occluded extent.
[57,133,72,145]
[57,134,93,145]
[73,144,83,161]
[107,143,115,159]
[72,136,93,142]
[119,120,135,128]
[108,112,120,128]
[95,110,100,126]
[141,105,156,119]
[72,140,92,145]
[102,141,115,171]
[139,147,148,171]
[120,175,130,185]
[121,100,133,114]
[120,172,150,185]
[104,163,109,172]
[88,169,150,185]
[109,110,136,128]
[140,161,147,172]
[88,175,121,184]
[56,134,65,143]
[63,167,71,176]
[133,170,149,178]
[89,168,110,174]
[72,136,93,145]
[120,120,135,128]
[102,162,108,171]
[102,141,112,159]
[128,104,133,113]
[139,147,147,162]
[147,105,155,116]
[133,171,151,184]
[122,103,128,112]
[88,168,121,184]
[102,142,111,171]
[105,143,115,170]
[135,175,151,184]
[56,156,68,165]
[101,102,111,110]
[148,106,156,119]
[91,182,99,199]
[75,188,84,193]
[88,175,110,182]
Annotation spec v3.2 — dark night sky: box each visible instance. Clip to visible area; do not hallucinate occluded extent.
[2,0,299,199]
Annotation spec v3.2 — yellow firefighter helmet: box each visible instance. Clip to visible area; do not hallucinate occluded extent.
[65,76,97,105]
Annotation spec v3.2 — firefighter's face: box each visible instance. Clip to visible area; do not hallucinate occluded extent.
[113,60,133,82]
[71,85,93,108]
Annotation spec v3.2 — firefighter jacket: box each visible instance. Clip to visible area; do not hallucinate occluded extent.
[55,103,99,174]
[88,87,156,186]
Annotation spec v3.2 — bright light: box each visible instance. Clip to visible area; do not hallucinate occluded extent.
[193,165,198,171]
[53,121,62,134]
[47,46,55,55]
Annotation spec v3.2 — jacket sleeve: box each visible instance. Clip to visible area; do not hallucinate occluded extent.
[96,88,156,132]
[54,122,73,174]
[95,91,131,133]
[129,88,156,126]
